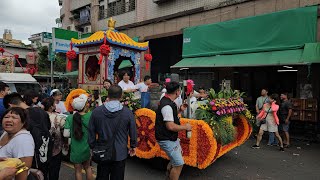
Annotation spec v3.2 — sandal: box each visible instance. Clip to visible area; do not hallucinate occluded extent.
[284,144,290,148]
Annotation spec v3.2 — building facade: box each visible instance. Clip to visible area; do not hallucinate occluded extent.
[0,30,32,73]
[59,0,320,122]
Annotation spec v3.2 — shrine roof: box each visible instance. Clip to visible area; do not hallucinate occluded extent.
[71,29,148,51]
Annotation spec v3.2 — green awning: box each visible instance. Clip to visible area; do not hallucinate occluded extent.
[62,71,78,77]
[171,47,319,68]
[183,6,317,58]
[119,60,133,69]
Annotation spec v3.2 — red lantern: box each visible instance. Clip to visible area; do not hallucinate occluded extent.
[0,48,4,55]
[98,33,110,65]
[14,54,19,59]
[144,53,152,70]
[99,44,110,65]
[66,50,77,71]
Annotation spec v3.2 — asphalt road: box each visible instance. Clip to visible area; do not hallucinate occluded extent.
[60,137,320,180]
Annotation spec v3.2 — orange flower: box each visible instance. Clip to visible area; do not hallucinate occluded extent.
[135,108,160,159]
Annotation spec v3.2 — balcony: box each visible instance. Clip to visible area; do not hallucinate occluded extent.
[99,0,135,20]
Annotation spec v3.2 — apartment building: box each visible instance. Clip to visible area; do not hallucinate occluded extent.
[59,0,320,106]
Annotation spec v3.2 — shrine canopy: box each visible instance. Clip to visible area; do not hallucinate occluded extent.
[71,18,148,51]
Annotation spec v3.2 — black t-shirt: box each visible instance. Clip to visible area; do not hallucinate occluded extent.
[279,100,293,115]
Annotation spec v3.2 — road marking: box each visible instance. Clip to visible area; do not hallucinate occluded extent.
[62,161,97,178]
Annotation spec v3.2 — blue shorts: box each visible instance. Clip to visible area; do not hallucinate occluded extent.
[157,139,184,166]
[281,122,290,132]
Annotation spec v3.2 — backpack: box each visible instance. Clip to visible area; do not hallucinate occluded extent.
[27,107,53,168]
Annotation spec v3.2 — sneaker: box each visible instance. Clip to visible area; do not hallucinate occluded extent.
[280,147,284,151]
[252,145,260,149]
[267,144,271,146]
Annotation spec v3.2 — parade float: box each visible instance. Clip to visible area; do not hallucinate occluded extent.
[68,18,253,169]
[70,18,150,90]
[134,89,253,169]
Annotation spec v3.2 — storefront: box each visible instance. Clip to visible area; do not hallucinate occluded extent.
[171,6,320,129]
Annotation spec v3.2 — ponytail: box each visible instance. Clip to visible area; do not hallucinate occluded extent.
[73,112,83,140]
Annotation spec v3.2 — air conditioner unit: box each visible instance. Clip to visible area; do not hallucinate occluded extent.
[84,26,92,33]
[153,0,171,4]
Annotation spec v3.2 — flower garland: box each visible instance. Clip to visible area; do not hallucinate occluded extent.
[135,108,160,159]
[64,89,88,112]
[179,119,198,167]
[196,120,219,169]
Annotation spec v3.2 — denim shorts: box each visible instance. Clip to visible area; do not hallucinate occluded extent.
[157,139,184,166]
[281,122,290,132]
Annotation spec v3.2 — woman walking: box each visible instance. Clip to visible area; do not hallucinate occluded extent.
[252,94,284,151]
[42,97,66,180]
[64,94,93,180]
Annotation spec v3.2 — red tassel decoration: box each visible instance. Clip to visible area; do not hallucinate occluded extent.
[67,59,72,71]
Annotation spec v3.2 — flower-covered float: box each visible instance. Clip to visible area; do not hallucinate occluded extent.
[133,89,254,169]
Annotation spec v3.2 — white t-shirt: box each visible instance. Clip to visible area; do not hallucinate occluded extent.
[0,130,34,158]
[160,92,183,109]
[135,82,149,99]
[161,105,174,122]
[118,80,136,91]
[55,101,67,114]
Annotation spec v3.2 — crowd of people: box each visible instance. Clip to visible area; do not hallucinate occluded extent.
[252,88,293,151]
[0,69,211,180]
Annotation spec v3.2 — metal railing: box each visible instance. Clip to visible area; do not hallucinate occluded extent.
[98,0,135,20]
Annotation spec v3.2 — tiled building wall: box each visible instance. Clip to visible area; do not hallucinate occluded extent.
[70,0,90,11]
[119,0,320,40]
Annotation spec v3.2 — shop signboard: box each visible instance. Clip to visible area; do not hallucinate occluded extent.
[42,32,52,43]
[52,28,79,53]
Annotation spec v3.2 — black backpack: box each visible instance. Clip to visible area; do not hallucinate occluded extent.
[27,107,53,168]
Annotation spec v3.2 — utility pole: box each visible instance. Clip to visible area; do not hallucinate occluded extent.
[90,0,99,32]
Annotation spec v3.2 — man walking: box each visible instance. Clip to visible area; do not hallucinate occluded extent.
[155,82,191,180]
[279,92,293,148]
[88,85,137,180]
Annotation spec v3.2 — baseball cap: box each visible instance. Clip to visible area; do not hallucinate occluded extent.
[71,94,88,111]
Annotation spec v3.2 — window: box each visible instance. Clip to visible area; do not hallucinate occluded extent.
[107,0,135,17]
[98,5,105,20]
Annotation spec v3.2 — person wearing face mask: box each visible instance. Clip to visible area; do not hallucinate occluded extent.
[117,71,137,93]
[0,82,10,136]
[0,107,35,180]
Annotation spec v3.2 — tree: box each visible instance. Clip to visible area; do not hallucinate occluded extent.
[54,54,66,72]
[37,45,50,73]
[37,45,66,73]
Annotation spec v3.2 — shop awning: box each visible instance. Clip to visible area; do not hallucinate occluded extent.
[183,6,317,58]
[119,60,133,69]
[171,44,320,68]
[62,71,78,77]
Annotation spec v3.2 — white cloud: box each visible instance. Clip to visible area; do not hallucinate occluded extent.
[0,0,60,44]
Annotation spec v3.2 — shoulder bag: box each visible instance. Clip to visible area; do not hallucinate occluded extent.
[92,109,123,163]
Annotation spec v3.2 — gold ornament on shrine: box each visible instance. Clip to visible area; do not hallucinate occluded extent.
[107,18,116,29]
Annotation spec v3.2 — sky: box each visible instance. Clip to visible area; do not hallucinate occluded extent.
[0,0,60,45]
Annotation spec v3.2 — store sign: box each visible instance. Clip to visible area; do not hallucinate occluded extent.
[42,32,52,43]
[52,28,79,53]
[48,43,55,61]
